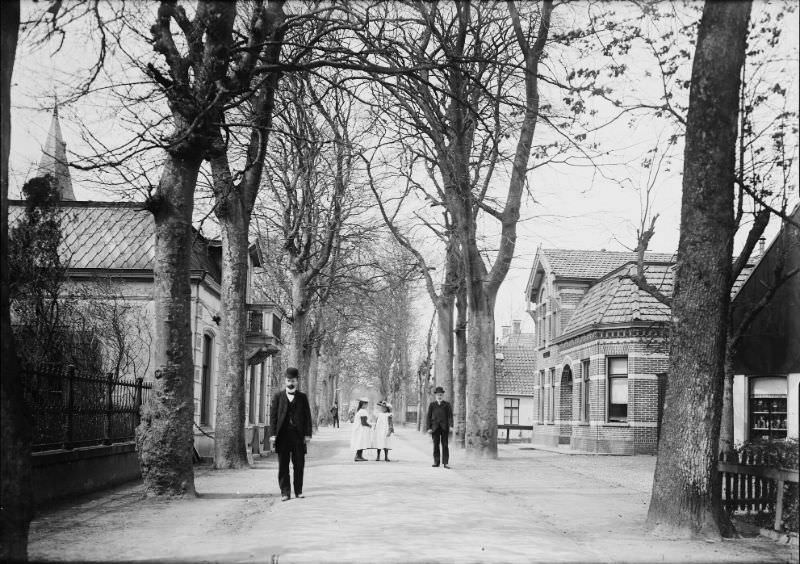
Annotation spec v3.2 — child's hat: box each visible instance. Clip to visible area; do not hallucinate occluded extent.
[434,386,445,394]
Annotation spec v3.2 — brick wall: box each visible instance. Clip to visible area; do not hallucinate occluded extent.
[529,329,667,454]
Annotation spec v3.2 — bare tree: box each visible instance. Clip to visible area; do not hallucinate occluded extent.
[1,1,32,558]
[646,0,751,539]
[207,0,285,470]
[136,1,270,496]
[361,0,557,455]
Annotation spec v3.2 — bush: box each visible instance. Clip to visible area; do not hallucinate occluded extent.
[733,438,798,533]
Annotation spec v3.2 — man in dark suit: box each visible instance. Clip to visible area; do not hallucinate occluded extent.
[269,367,312,501]
[426,386,453,468]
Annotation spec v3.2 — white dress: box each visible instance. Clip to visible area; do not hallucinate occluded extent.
[350,408,372,451]
[372,412,393,450]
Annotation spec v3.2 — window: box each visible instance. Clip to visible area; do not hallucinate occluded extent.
[200,334,214,426]
[549,367,556,422]
[537,370,545,423]
[607,357,628,422]
[248,363,257,424]
[540,303,547,346]
[504,398,520,425]
[258,362,267,424]
[749,377,787,440]
[581,359,591,422]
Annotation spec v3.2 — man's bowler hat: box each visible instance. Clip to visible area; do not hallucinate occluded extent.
[285,367,299,378]
[434,386,445,394]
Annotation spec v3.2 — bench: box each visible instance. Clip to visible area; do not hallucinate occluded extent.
[497,424,534,444]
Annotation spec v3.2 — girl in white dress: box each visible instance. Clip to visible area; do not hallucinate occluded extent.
[373,401,394,461]
[350,398,372,462]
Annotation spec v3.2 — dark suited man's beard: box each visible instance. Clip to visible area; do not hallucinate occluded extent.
[286,383,297,393]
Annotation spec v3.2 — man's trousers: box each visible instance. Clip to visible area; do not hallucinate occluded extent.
[277,431,305,496]
[432,427,449,465]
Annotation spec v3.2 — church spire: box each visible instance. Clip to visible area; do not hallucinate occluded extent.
[37,101,75,200]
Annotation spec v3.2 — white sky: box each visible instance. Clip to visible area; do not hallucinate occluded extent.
[8,1,799,346]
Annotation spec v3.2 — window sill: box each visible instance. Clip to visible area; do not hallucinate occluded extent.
[604,421,629,427]
[576,422,590,427]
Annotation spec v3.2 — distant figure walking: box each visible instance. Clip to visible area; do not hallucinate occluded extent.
[269,367,312,501]
[426,386,453,469]
[373,401,394,461]
[351,398,372,461]
[330,403,340,428]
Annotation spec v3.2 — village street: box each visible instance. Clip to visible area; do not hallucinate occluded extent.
[29,427,796,563]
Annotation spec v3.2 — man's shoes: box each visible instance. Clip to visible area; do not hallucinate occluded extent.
[296,493,305,498]
[281,495,290,502]
[385,458,391,462]
[443,464,451,469]
[354,456,367,462]
[432,463,440,467]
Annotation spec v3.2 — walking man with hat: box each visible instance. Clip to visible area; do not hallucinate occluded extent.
[269,367,312,501]
[426,386,453,468]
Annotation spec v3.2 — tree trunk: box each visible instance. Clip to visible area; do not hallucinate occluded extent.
[646,0,751,538]
[307,343,319,429]
[289,271,308,372]
[434,297,455,402]
[1,2,33,558]
[464,287,497,457]
[136,154,201,497]
[212,204,250,469]
[719,338,735,455]
[454,288,467,447]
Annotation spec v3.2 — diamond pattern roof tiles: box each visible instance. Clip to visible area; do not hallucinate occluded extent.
[541,248,677,280]
[495,334,536,396]
[563,262,674,335]
[9,201,220,279]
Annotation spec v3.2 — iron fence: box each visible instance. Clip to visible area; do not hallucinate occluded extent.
[21,364,152,452]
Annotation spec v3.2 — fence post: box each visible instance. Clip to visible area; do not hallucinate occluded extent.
[774,479,785,532]
[63,365,75,450]
[134,377,144,428]
[104,372,114,445]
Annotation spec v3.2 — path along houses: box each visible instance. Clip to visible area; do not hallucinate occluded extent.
[10,107,282,461]
[524,240,799,455]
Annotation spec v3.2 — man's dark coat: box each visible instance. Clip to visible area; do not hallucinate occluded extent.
[426,400,453,431]
[269,390,312,450]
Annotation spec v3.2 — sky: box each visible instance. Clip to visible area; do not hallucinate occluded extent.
[8,1,799,347]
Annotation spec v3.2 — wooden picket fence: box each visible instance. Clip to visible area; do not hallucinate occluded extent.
[719,450,799,532]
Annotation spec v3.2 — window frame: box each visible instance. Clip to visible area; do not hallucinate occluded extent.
[607,356,629,422]
[537,370,545,423]
[258,361,268,424]
[200,334,214,426]
[581,359,591,423]
[503,397,520,425]
[248,363,257,424]
[549,367,556,422]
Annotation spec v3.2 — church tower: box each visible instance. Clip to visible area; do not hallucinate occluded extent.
[37,103,75,200]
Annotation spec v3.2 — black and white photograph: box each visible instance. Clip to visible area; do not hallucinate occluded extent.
[1,0,798,562]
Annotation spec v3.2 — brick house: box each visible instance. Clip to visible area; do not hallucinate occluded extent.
[495,321,536,442]
[525,249,675,454]
[10,107,282,460]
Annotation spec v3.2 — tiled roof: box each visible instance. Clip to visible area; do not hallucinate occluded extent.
[8,201,220,280]
[563,262,674,335]
[495,335,536,396]
[541,249,676,280]
[499,332,536,348]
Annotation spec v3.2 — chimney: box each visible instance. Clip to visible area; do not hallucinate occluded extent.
[37,102,75,201]
[512,319,522,335]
